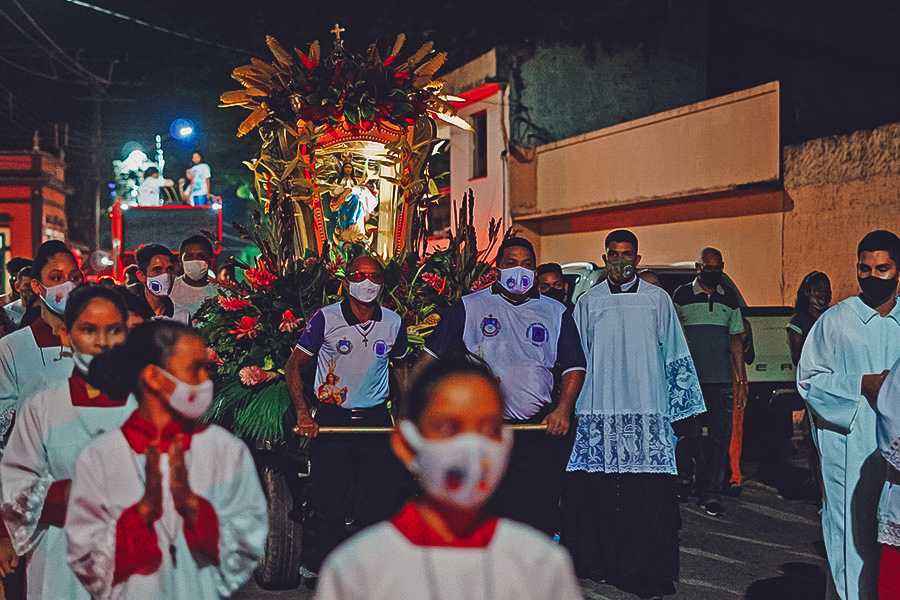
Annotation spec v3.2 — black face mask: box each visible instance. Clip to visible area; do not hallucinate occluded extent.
[699,270,723,288]
[543,288,567,304]
[858,275,899,307]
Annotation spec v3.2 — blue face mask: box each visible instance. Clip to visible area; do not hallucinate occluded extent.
[42,281,76,315]
[498,266,534,295]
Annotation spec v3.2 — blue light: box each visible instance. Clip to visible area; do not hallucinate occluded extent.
[107,182,116,189]
[170,119,195,140]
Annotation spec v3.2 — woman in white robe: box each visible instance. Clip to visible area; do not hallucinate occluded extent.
[0,284,134,599]
[315,359,582,600]
[0,240,84,437]
[65,320,267,599]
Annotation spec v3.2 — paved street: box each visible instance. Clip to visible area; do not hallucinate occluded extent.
[234,447,827,600]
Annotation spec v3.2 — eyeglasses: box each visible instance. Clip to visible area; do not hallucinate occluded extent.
[346,271,383,284]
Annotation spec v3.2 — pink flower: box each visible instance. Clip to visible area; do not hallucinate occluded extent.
[245,268,277,290]
[230,316,259,339]
[207,347,225,366]
[239,365,276,386]
[470,271,497,292]
[219,296,253,311]
[279,309,304,332]
[421,272,447,294]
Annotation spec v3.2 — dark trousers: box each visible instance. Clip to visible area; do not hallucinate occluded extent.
[301,402,404,571]
[674,383,734,503]
[561,471,680,590]
[487,417,570,536]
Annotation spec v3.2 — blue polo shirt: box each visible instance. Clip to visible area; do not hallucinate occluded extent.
[425,287,586,419]
[297,299,407,409]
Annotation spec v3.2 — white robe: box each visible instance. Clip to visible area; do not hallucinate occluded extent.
[315,510,582,600]
[0,321,72,437]
[65,423,268,600]
[568,280,705,474]
[876,355,900,548]
[0,375,137,600]
[798,296,900,600]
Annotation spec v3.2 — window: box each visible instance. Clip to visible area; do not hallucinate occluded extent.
[470,111,487,180]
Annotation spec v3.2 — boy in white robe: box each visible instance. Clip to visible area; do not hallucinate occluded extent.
[315,359,582,600]
[799,229,900,600]
[1,285,135,600]
[65,321,267,599]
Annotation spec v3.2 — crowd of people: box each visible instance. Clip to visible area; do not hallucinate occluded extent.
[0,226,897,599]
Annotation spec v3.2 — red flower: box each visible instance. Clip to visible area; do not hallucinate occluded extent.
[279,309,304,333]
[239,365,276,386]
[219,296,252,311]
[421,272,447,294]
[245,268,276,290]
[470,271,498,292]
[230,316,259,339]
[207,347,225,366]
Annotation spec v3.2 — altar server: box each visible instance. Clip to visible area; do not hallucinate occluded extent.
[799,230,900,600]
[66,321,267,599]
[315,359,582,600]
[562,230,705,599]
[0,241,82,438]
[0,284,133,599]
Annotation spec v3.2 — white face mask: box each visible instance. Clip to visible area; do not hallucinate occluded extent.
[146,273,172,296]
[498,266,534,295]
[42,280,76,315]
[72,349,93,374]
[348,279,382,303]
[157,368,214,419]
[399,420,512,509]
[183,260,209,281]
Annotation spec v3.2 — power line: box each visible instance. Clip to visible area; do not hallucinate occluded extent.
[62,0,255,56]
[10,0,111,85]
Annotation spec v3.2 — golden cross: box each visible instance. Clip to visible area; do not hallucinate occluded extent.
[331,23,345,40]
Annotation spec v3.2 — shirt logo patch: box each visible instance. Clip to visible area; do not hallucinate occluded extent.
[527,322,549,346]
[481,314,501,337]
[337,338,353,354]
[373,339,388,357]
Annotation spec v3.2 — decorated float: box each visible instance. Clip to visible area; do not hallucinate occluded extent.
[202,27,503,589]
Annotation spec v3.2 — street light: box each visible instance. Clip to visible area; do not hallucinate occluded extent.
[155,118,196,177]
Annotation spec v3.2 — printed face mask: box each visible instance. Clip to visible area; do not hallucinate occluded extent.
[606,257,636,283]
[399,420,512,509]
[157,368,214,419]
[182,260,209,281]
[809,295,830,310]
[858,274,898,307]
[498,266,534,295]
[41,281,76,315]
[348,279,382,303]
[146,273,172,297]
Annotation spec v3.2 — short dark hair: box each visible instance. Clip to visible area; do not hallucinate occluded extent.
[407,358,503,424]
[192,150,203,160]
[605,229,638,253]
[144,167,159,178]
[16,266,32,280]
[536,262,563,278]
[497,236,536,264]
[33,241,78,283]
[6,257,31,276]
[858,230,900,265]
[345,255,382,275]
[180,234,214,256]
[699,247,724,263]
[135,244,174,274]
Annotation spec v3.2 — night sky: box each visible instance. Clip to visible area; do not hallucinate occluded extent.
[2,0,899,247]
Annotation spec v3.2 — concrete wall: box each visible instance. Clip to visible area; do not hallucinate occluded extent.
[783,122,900,303]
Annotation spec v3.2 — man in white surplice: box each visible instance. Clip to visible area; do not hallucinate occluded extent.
[561,230,705,599]
[798,230,900,600]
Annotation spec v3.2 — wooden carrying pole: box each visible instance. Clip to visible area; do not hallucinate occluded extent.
[299,424,549,435]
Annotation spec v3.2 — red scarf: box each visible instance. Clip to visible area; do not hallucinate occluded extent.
[390,502,498,548]
[120,411,207,454]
